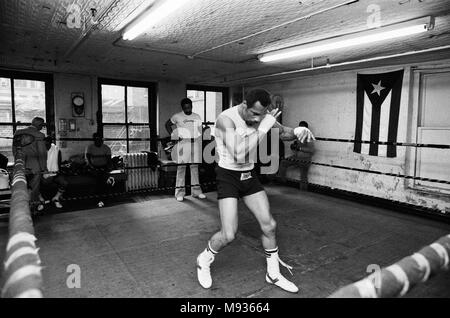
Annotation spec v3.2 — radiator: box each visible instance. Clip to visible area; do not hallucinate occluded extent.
[123,153,159,191]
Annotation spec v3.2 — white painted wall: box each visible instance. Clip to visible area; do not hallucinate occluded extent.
[157,79,187,138]
[53,73,98,160]
[246,61,450,213]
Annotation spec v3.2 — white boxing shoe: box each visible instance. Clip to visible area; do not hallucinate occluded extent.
[265,249,299,293]
[193,193,206,199]
[265,273,299,293]
[196,251,214,289]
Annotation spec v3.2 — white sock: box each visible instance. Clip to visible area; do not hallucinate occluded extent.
[265,247,280,277]
[53,191,63,200]
[201,241,217,260]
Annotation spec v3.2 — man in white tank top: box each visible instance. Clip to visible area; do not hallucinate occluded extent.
[196,88,315,293]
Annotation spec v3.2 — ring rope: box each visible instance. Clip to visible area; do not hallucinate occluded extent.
[410,253,431,282]
[329,234,450,298]
[1,148,43,298]
[284,157,450,185]
[1,157,449,195]
[1,135,450,149]
[314,137,450,149]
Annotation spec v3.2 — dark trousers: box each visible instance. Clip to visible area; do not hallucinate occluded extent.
[26,173,42,204]
[89,168,112,195]
[41,174,68,194]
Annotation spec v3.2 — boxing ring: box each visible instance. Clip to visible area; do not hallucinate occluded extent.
[0,134,449,298]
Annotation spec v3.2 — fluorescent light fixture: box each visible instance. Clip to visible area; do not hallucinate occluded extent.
[258,17,432,63]
[114,0,156,32]
[123,0,190,40]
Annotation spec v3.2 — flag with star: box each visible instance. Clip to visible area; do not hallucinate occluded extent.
[353,69,404,157]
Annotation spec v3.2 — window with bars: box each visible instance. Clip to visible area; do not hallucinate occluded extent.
[0,70,54,162]
[99,79,156,156]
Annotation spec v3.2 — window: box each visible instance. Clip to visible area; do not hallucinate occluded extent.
[0,70,54,162]
[99,79,156,156]
[186,85,228,136]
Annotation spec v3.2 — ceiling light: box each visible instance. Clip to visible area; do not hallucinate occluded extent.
[123,0,190,41]
[114,0,156,32]
[258,17,433,63]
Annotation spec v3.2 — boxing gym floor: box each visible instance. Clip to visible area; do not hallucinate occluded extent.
[1,185,449,298]
[2,0,450,301]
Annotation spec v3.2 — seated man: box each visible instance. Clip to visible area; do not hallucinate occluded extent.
[85,133,113,170]
[278,121,315,190]
[85,133,114,206]
[0,153,7,170]
[0,153,8,191]
[39,136,68,209]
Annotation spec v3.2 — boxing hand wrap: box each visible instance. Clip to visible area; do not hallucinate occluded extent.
[257,114,277,135]
[294,127,314,142]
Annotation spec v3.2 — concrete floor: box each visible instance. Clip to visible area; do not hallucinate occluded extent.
[0,184,449,298]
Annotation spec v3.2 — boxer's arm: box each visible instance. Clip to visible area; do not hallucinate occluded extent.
[274,122,316,143]
[216,116,259,163]
[273,122,296,141]
[165,118,175,135]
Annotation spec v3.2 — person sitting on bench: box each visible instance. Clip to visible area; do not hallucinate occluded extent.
[85,133,114,206]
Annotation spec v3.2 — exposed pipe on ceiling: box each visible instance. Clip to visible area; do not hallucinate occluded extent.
[222,44,450,84]
[190,0,359,58]
[111,38,242,64]
[62,0,122,60]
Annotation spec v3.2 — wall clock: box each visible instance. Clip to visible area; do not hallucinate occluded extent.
[72,92,85,117]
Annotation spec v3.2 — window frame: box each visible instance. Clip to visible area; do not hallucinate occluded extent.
[98,78,157,153]
[186,84,229,122]
[0,69,55,143]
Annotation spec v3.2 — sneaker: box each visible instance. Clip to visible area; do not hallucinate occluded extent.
[37,204,44,212]
[196,252,214,289]
[52,199,63,209]
[265,273,299,293]
[193,193,206,199]
[176,197,184,202]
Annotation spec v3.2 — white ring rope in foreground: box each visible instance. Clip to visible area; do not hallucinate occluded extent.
[4,246,40,270]
[6,232,37,252]
[15,288,43,298]
[353,278,377,298]
[385,264,410,297]
[11,176,26,187]
[429,243,449,269]
[410,253,431,282]
[1,265,42,297]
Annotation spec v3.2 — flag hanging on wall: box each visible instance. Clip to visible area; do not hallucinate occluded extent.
[353,69,404,158]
